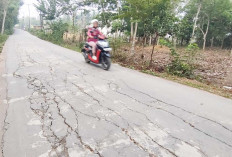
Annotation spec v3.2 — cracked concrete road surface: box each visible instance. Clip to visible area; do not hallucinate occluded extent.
[0,29,232,157]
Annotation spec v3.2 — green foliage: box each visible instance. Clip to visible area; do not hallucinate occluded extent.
[31,20,68,44]
[111,20,123,33]
[167,43,199,79]
[78,42,85,49]
[0,34,8,43]
[30,29,48,40]
[186,43,199,59]
[109,37,125,54]
[85,0,119,26]
[120,0,178,38]
[48,21,69,43]
[0,34,8,52]
[186,43,199,52]
[167,55,194,78]
[159,38,172,48]
[109,37,128,62]
[176,17,193,45]
[35,0,58,20]
[185,0,232,48]
[0,0,22,34]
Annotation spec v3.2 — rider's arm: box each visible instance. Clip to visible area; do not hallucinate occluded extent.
[98,31,105,39]
[87,29,94,38]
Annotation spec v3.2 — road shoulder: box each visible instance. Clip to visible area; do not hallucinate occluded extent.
[0,43,7,157]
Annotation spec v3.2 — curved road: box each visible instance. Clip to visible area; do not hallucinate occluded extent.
[1,30,232,157]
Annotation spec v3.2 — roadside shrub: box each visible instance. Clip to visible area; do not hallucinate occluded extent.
[113,52,128,62]
[78,42,85,49]
[0,34,8,52]
[167,43,199,79]
[48,20,69,44]
[109,37,125,55]
[30,20,69,45]
[167,54,194,78]
[0,34,8,43]
[185,43,199,65]
[159,38,172,48]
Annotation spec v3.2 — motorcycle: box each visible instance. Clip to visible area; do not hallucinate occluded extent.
[82,37,112,70]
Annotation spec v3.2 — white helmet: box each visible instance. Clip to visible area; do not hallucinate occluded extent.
[91,19,99,24]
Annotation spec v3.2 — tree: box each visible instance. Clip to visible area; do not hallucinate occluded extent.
[58,0,84,29]
[0,0,22,34]
[1,0,8,35]
[84,0,119,27]
[35,0,60,21]
[190,0,202,43]
[185,0,232,50]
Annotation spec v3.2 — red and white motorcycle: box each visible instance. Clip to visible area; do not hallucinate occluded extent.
[82,37,112,70]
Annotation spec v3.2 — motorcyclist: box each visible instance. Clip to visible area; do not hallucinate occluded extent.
[87,19,105,60]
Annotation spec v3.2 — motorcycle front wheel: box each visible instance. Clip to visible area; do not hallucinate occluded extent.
[82,52,90,63]
[102,57,111,70]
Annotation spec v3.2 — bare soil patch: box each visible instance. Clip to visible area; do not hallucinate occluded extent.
[112,46,232,98]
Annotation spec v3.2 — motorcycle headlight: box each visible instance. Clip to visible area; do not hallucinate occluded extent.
[104,48,112,51]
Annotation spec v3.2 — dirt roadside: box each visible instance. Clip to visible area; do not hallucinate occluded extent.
[0,45,7,157]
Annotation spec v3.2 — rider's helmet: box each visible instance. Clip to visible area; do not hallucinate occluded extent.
[91,19,99,24]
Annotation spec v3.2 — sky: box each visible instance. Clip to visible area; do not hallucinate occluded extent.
[19,0,39,18]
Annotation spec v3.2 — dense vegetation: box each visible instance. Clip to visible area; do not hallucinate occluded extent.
[0,0,22,35]
[0,34,8,53]
[33,0,232,48]
[0,0,21,53]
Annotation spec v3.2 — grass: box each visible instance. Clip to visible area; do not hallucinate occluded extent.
[61,43,81,52]
[113,60,232,99]
[0,34,8,53]
[141,68,232,99]
[30,30,81,52]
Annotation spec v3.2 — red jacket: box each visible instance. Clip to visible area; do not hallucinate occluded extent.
[87,27,103,43]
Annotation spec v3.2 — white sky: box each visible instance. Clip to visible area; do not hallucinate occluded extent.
[19,0,39,18]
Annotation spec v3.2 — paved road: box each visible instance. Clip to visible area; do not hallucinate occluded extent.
[1,29,232,157]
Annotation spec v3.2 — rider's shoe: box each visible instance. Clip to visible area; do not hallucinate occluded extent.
[92,56,97,60]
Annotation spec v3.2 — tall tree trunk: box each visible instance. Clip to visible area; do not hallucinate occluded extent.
[230,37,232,55]
[203,35,206,51]
[131,22,138,54]
[199,15,210,51]
[149,35,152,46]
[191,2,202,43]
[210,37,214,48]
[28,4,31,31]
[1,9,7,35]
[173,36,177,49]
[150,32,158,67]
[203,19,209,51]
[39,11,44,30]
[100,0,106,25]
[72,12,75,28]
[156,36,160,46]
[181,38,184,46]
[221,38,224,49]
[130,21,134,43]
[144,36,147,46]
